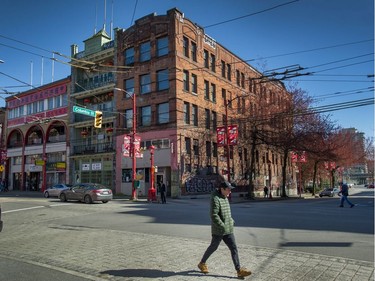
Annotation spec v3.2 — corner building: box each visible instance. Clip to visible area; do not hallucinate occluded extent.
[115,8,296,198]
[4,78,70,192]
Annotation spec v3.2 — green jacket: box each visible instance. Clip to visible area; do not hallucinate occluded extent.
[210,189,234,235]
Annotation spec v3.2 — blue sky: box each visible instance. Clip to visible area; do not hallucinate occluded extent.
[0,0,374,139]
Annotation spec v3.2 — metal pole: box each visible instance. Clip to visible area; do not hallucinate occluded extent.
[225,99,231,182]
[131,94,137,200]
[150,145,155,190]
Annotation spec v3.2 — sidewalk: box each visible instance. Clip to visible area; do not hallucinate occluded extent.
[0,217,373,281]
[0,191,373,280]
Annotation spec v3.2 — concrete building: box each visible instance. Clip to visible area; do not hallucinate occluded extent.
[4,77,70,191]
[69,28,116,189]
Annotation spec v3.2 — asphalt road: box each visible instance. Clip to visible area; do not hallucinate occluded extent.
[0,256,93,281]
[0,186,373,280]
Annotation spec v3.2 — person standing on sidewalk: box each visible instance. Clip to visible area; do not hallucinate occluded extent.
[263,186,269,198]
[160,182,167,204]
[198,181,251,279]
[339,182,355,208]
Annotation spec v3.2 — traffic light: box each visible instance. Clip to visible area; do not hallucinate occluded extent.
[94,111,103,128]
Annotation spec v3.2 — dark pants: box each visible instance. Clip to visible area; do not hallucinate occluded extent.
[201,233,240,270]
[161,191,166,204]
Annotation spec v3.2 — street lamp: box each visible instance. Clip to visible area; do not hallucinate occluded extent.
[114,87,137,200]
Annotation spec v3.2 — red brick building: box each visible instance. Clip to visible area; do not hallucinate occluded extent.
[115,8,296,197]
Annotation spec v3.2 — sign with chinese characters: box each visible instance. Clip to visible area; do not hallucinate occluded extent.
[123,135,143,158]
[291,151,307,163]
[227,125,238,145]
[216,125,238,147]
[324,161,336,170]
[92,163,102,171]
[216,127,226,147]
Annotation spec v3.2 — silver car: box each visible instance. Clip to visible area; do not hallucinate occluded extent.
[59,183,113,204]
[44,184,72,198]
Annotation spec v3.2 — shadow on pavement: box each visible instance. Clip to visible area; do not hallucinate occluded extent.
[100,269,236,279]
[280,242,353,247]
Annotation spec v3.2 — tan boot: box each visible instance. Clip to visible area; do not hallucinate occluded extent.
[197,262,209,274]
[237,268,252,278]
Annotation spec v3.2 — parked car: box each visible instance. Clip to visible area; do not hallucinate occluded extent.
[319,188,340,197]
[59,183,113,204]
[44,184,72,198]
[367,184,374,189]
[0,204,3,232]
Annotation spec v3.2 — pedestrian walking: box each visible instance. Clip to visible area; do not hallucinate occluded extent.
[263,186,269,198]
[160,182,166,204]
[197,180,251,279]
[339,182,355,208]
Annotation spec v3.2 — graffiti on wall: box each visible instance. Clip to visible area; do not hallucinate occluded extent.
[185,176,217,194]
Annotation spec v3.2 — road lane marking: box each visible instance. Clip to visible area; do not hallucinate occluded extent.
[3,206,45,213]
[3,204,74,214]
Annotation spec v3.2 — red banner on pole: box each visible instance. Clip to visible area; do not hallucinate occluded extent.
[291,151,307,163]
[216,127,226,147]
[123,135,131,157]
[123,135,143,158]
[228,125,238,145]
[216,125,238,147]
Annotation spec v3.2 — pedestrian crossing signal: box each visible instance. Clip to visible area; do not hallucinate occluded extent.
[94,111,103,128]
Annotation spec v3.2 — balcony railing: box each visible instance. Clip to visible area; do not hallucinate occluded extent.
[48,135,67,143]
[72,142,114,155]
[74,74,114,93]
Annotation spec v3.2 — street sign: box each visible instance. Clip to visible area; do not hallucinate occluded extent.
[73,106,96,117]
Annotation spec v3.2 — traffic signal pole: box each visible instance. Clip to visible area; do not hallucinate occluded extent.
[131,93,137,200]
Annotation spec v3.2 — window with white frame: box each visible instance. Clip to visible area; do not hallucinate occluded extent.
[192,104,198,126]
[183,70,189,91]
[204,80,209,100]
[183,102,190,124]
[210,83,216,102]
[191,73,197,94]
[210,54,216,72]
[27,103,32,115]
[191,41,197,62]
[183,36,189,57]
[54,96,61,108]
[205,109,210,129]
[204,50,209,68]
[62,94,68,106]
[47,98,54,110]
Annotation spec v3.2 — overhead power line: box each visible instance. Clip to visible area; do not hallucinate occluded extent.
[204,0,300,28]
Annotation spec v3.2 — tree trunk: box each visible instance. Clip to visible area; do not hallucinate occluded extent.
[281,148,288,197]
[247,129,257,198]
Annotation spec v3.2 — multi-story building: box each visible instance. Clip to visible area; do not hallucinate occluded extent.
[69,28,116,189]
[4,77,70,191]
[340,128,370,184]
[115,8,295,197]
